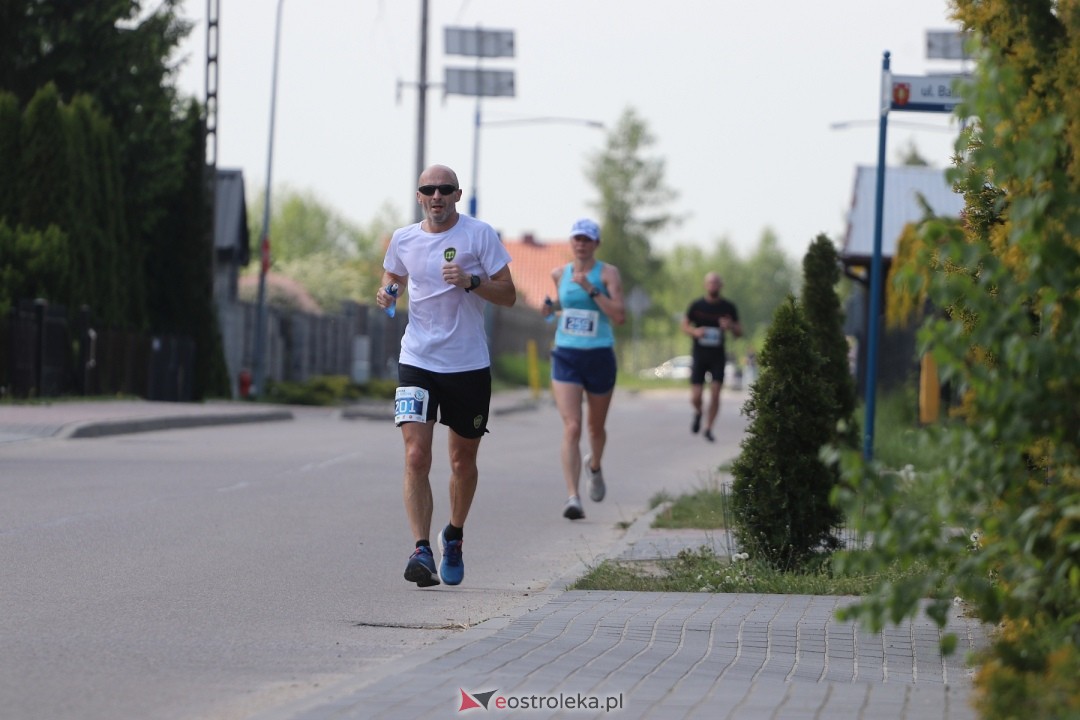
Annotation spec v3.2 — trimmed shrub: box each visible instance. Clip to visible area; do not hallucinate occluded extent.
[731,297,842,570]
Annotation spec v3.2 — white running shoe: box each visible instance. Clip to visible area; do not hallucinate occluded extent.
[563,495,584,520]
[583,453,606,502]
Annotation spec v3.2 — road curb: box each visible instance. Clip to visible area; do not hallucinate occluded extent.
[58,409,294,439]
[545,500,672,593]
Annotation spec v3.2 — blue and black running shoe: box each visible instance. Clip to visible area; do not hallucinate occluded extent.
[438,529,464,586]
[404,545,440,588]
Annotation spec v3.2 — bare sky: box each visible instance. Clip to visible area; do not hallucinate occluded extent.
[174,0,965,260]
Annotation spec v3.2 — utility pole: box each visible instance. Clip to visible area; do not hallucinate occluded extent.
[251,0,286,398]
[396,1,432,222]
[414,0,429,222]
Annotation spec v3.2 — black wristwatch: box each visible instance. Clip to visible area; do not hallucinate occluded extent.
[465,274,481,292]
[588,287,601,298]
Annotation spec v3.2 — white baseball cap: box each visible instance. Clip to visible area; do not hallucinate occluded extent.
[569,218,601,243]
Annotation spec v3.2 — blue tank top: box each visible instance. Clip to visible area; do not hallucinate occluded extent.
[554,262,615,349]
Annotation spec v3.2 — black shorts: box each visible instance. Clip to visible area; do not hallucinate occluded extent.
[396,364,491,439]
[691,352,726,385]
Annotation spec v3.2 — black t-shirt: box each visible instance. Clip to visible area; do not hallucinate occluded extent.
[686,297,739,358]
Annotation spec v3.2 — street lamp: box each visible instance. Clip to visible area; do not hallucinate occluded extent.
[830,119,955,132]
[250,0,285,399]
[470,115,606,218]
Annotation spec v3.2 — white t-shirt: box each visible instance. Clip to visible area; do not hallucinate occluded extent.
[383,214,511,373]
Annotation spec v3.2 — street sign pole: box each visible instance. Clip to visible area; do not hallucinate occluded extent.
[470,94,481,217]
[444,26,515,219]
[863,52,966,460]
[251,0,285,399]
[864,50,890,461]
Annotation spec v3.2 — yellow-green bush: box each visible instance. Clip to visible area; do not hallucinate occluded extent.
[833,3,1080,717]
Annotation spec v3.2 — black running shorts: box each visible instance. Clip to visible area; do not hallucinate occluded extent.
[396,364,491,439]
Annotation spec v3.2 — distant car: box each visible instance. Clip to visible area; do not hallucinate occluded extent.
[638,355,693,380]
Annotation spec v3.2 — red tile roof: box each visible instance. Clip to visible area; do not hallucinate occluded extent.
[503,236,573,309]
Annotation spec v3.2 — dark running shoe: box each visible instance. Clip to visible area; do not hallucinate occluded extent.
[404,546,440,587]
[703,429,715,443]
[691,413,701,434]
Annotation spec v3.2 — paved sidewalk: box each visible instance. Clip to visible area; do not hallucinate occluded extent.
[253,509,989,720]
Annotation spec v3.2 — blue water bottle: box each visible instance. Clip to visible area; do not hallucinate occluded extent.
[385,283,399,318]
[544,296,555,323]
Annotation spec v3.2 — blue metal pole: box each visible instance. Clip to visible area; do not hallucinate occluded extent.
[469,96,480,217]
[251,0,285,398]
[863,50,891,460]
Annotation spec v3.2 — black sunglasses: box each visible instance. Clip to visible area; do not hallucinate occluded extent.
[417,184,459,196]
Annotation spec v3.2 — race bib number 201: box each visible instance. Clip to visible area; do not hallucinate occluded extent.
[395,386,428,424]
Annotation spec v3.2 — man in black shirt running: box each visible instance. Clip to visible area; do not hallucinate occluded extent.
[680,272,742,442]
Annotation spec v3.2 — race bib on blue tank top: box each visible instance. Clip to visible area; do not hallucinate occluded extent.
[560,308,600,338]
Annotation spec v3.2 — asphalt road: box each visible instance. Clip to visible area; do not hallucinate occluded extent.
[0,388,747,720]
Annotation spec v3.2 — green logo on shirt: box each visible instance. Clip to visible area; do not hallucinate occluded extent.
[444,247,457,262]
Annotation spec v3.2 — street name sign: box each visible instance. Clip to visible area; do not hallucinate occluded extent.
[889,73,965,113]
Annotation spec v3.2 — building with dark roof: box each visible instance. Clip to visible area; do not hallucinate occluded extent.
[840,164,964,394]
[212,168,251,397]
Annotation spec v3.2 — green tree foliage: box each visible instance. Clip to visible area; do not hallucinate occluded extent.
[17,83,93,314]
[74,96,125,324]
[1,0,196,334]
[736,229,801,347]
[152,101,228,398]
[246,189,397,313]
[147,101,202,333]
[64,94,102,316]
[257,186,363,262]
[0,1,194,251]
[579,106,799,368]
[832,2,1080,716]
[642,234,798,369]
[18,83,72,232]
[585,107,678,335]
[731,297,842,570]
[6,83,136,324]
[650,241,736,343]
[801,234,857,445]
[0,92,19,220]
[1,0,233,399]
[0,221,70,316]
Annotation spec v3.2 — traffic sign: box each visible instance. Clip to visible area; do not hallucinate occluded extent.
[445,67,516,98]
[926,30,971,60]
[445,27,515,58]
